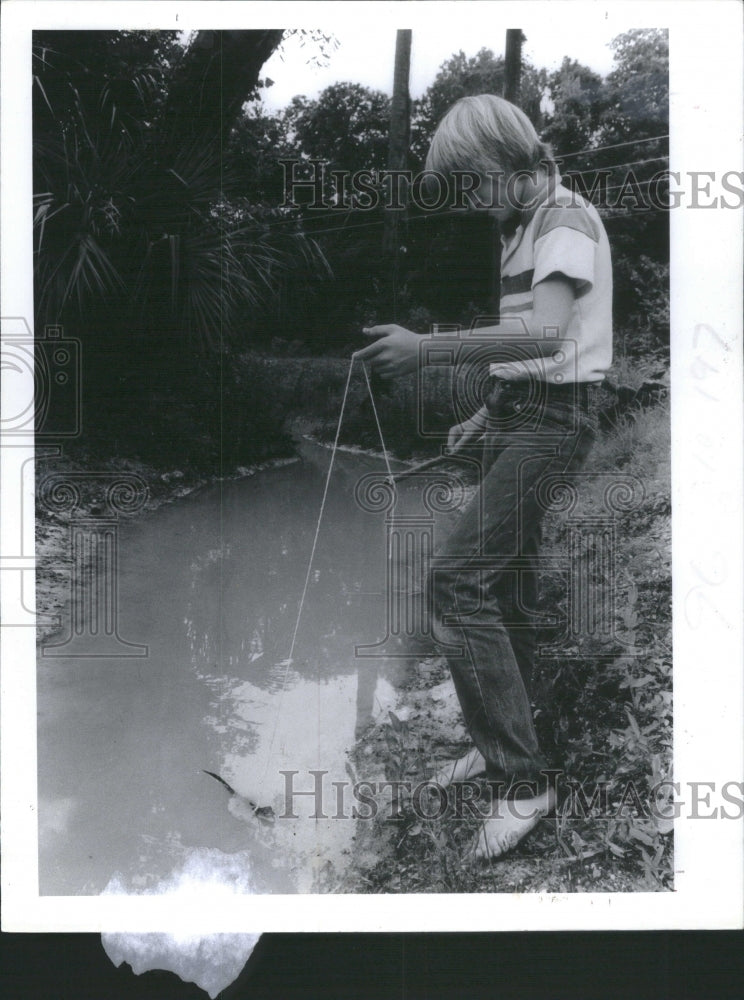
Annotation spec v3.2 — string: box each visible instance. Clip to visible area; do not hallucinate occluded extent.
[258,353,357,796]
[258,351,395,801]
[358,356,396,486]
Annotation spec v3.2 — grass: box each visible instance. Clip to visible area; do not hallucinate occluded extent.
[344,361,673,894]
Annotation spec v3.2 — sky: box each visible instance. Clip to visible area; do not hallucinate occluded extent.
[258,16,627,112]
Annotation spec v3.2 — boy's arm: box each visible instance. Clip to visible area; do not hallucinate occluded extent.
[480,273,575,343]
[356,274,576,379]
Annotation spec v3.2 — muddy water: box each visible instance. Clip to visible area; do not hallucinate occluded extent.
[37,445,413,896]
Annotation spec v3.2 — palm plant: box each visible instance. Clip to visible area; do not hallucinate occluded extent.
[33,30,330,354]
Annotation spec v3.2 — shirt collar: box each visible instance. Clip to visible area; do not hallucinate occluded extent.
[500,170,563,245]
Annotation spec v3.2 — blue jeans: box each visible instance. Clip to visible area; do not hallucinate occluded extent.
[429,380,598,791]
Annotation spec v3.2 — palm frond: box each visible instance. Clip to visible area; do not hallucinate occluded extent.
[33,31,331,349]
[33,73,55,115]
[64,233,124,308]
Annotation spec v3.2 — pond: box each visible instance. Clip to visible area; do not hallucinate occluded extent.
[37,443,425,896]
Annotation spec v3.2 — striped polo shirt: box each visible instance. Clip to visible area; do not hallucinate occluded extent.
[489,176,613,385]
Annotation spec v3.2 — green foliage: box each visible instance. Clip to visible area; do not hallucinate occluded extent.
[31,29,336,468]
[277,29,340,69]
[227,82,396,345]
[33,29,329,353]
[284,83,391,176]
[603,29,669,138]
[532,392,672,887]
[613,256,670,351]
[541,31,668,163]
[541,57,609,158]
[228,107,300,205]
[410,48,545,166]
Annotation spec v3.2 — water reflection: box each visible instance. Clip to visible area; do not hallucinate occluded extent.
[38,447,407,895]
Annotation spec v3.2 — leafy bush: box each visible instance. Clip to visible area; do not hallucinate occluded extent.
[532,396,672,886]
[613,255,670,354]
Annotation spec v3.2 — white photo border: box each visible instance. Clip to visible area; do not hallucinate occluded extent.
[1,0,742,932]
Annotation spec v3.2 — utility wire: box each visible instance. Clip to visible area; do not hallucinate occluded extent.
[601,176,673,195]
[556,134,669,161]
[247,156,673,239]
[289,170,675,238]
[224,138,672,236]
[564,154,669,178]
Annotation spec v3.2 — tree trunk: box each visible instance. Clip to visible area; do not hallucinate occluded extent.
[383,29,412,314]
[491,29,526,314]
[503,29,525,105]
[159,30,285,148]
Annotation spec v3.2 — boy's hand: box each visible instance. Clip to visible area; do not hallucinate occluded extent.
[355,324,420,378]
[447,405,489,453]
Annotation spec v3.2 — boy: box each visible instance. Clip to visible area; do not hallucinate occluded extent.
[356,95,612,859]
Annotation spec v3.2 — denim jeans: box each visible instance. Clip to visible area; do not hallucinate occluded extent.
[429,380,598,791]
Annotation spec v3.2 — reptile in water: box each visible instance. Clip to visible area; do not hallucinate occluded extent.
[203,770,276,824]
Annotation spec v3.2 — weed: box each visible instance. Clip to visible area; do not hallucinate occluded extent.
[350,353,672,893]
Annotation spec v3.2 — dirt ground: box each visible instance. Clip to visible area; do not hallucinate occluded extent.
[345,655,659,894]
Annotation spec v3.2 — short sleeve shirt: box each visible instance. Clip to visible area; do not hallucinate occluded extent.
[489,179,613,384]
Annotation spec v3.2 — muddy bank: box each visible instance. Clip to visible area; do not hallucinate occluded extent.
[35,451,299,646]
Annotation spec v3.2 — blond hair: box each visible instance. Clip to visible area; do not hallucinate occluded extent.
[425,94,555,179]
